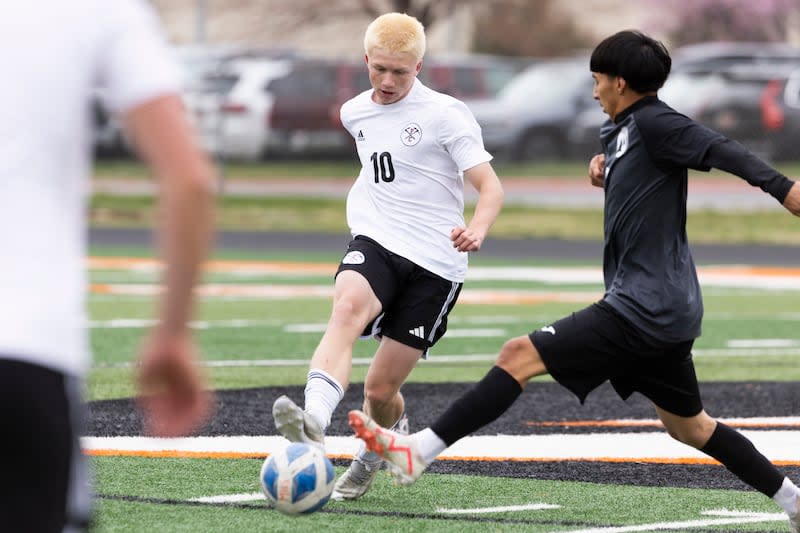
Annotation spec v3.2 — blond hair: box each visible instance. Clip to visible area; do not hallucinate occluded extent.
[364,12,426,61]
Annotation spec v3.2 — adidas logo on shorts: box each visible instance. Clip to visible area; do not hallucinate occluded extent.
[408,326,425,338]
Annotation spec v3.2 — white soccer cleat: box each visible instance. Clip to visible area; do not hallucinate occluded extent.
[272,395,324,448]
[330,457,382,501]
[347,410,427,486]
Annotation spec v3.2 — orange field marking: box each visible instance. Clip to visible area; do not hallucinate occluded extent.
[84,448,800,466]
[527,419,800,429]
[86,449,352,460]
[88,256,337,275]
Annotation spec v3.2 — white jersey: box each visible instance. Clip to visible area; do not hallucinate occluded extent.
[340,79,491,282]
[0,1,180,377]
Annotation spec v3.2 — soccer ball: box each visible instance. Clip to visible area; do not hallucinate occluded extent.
[260,442,335,515]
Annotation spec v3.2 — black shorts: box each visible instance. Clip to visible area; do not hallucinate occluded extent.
[0,359,92,531]
[336,236,462,354]
[529,301,702,417]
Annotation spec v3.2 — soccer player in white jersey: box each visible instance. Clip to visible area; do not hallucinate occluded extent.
[272,12,504,501]
[0,1,215,530]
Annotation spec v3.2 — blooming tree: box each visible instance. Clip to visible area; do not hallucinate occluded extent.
[650,0,800,44]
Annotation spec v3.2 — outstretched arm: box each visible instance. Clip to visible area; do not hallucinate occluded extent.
[702,139,796,211]
[783,182,800,217]
[124,94,216,437]
[451,162,504,252]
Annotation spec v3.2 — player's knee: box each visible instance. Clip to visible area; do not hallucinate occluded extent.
[664,421,713,448]
[496,336,544,381]
[363,383,399,409]
[329,297,366,329]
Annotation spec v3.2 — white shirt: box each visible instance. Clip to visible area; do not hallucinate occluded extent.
[340,79,491,282]
[0,1,180,376]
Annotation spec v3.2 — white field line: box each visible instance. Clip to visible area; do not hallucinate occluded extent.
[82,430,800,463]
[88,318,283,330]
[89,261,800,290]
[727,338,798,348]
[94,346,800,368]
[284,323,506,337]
[435,503,561,514]
[95,353,498,369]
[693,348,800,357]
[560,510,786,533]
[189,493,264,504]
[89,283,602,303]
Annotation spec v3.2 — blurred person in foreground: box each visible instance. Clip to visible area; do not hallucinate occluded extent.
[0,1,215,530]
[348,29,800,530]
[271,12,504,502]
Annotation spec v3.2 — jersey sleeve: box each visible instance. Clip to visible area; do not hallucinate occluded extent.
[638,107,726,171]
[437,101,492,171]
[96,0,182,114]
[339,99,355,138]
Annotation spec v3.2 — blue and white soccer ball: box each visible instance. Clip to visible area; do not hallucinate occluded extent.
[260,442,335,515]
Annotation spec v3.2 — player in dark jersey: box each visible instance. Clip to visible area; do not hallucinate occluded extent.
[348,29,800,531]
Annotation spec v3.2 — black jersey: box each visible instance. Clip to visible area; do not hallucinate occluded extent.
[599,96,725,343]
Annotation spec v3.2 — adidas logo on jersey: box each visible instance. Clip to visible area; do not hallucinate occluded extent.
[357,130,365,141]
[409,326,425,338]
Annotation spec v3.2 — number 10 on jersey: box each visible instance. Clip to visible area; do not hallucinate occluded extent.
[371,152,395,183]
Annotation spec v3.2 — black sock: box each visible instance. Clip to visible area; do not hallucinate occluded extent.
[431,366,523,446]
[700,422,784,496]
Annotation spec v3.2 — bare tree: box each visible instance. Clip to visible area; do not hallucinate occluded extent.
[472,0,594,57]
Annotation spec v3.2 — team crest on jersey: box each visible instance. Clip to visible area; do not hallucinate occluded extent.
[615,126,629,158]
[400,123,422,146]
[342,251,365,265]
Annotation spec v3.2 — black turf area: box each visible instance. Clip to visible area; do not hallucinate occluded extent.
[88,381,800,491]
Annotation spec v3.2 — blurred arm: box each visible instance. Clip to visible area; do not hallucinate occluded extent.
[451,162,505,252]
[703,139,795,204]
[123,94,216,437]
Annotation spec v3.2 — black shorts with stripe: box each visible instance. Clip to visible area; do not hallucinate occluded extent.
[336,236,462,354]
[0,358,92,531]
[529,300,703,417]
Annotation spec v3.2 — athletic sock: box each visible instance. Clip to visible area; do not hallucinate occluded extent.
[430,366,523,446]
[416,427,447,464]
[700,422,785,496]
[773,477,800,515]
[304,369,344,434]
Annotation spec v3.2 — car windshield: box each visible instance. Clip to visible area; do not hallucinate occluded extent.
[498,62,589,107]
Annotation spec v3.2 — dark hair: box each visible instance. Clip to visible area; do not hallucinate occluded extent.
[590,30,671,93]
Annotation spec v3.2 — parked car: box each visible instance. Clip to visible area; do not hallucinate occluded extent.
[263,58,370,158]
[568,63,800,163]
[192,53,528,161]
[672,41,800,74]
[419,54,530,100]
[765,68,800,160]
[467,57,594,160]
[184,57,294,160]
[699,64,800,161]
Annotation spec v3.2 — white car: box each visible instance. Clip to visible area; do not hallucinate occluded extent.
[184,58,293,161]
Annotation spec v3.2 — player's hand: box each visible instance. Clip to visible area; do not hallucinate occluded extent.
[136,328,214,437]
[451,226,484,252]
[589,153,605,188]
[783,181,800,217]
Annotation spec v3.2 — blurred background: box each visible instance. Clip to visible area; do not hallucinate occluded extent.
[95,0,800,163]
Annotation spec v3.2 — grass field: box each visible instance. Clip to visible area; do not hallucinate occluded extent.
[86,246,800,532]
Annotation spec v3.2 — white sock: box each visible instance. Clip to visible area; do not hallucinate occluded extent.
[304,369,344,434]
[416,428,447,465]
[773,477,800,515]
